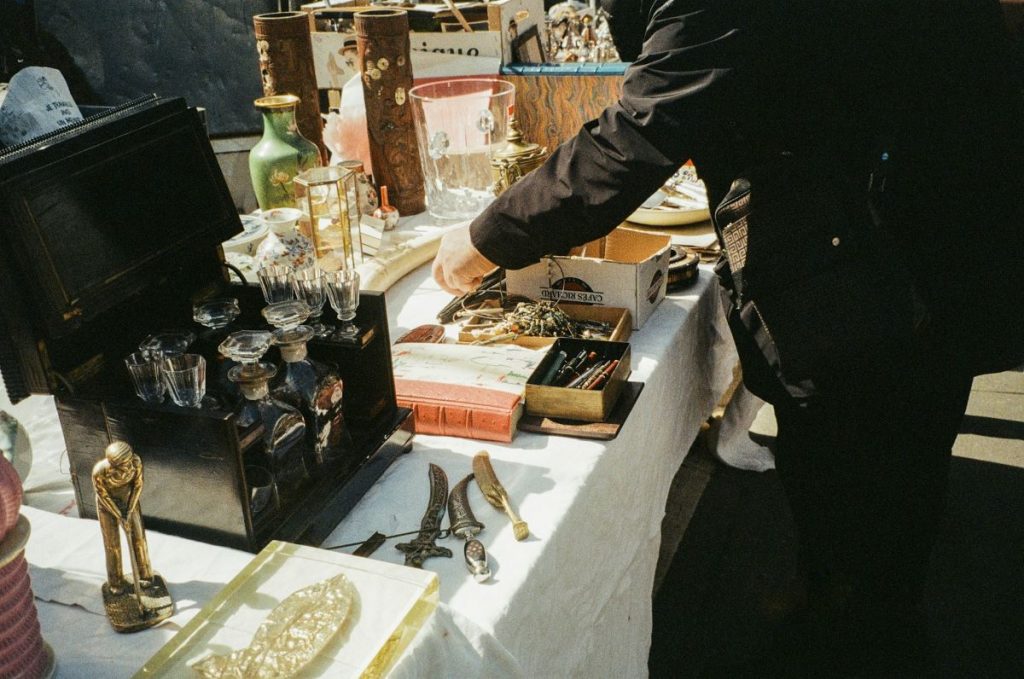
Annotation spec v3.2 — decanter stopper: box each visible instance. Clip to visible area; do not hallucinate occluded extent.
[139,330,196,360]
[262,300,312,331]
[193,298,241,330]
[263,301,316,362]
[219,331,277,399]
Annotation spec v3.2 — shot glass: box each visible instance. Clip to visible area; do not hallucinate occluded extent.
[257,265,294,304]
[161,354,207,408]
[291,268,331,337]
[324,269,360,341]
[124,352,166,404]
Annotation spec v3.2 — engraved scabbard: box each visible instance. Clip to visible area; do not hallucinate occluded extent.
[395,463,453,568]
[448,473,491,582]
[448,474,484,538]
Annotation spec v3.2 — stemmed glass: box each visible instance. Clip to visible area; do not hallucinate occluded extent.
[257,265,294,304]
[290,268,331,338]
[324,269,360,342]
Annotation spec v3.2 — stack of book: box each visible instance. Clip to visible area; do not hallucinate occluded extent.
[391,342,545,442]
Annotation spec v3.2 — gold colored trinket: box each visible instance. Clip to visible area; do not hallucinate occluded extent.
[473,451,529,541]
[193,573,357,677]
[378,57,390,70]
[490,111,548,196]
[460,300,613,344]
[395,87,406,105]
[93,441,174,632]
[369,68,382,81]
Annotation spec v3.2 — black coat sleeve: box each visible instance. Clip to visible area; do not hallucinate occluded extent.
[469,0,744,269]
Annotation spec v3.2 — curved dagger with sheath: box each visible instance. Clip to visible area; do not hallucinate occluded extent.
[395,463,453,568]
[448,473,492,582]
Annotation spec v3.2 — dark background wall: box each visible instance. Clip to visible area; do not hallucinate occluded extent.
[34,0,279,136]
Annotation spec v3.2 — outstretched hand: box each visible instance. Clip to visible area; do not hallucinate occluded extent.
[431,223,498,296]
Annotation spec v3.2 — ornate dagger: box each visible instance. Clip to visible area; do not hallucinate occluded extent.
[396,464,453,568]
[473,451,530,541]
[447,473,492,582]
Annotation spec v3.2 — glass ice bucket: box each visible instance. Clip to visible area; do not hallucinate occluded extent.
[409,79,515,220]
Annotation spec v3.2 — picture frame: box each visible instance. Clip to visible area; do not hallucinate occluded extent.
[512,25,546,64]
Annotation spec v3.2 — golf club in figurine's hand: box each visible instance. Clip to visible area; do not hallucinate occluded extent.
[324,269,360,342]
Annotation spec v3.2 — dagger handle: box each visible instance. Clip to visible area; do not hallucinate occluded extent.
[500,495,529,541]
[464,538,491,582]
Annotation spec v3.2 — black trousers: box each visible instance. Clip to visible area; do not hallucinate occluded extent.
[770,356,972,676]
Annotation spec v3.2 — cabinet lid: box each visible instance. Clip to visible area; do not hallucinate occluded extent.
[0,96,243,402]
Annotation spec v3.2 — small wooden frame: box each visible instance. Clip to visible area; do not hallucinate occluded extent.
[512,24,546,63]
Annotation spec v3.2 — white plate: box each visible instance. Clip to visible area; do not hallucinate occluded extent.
[626,205,711,226]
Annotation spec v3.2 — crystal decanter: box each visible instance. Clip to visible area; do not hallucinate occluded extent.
[262,301,353,467]
[219,330,309,494]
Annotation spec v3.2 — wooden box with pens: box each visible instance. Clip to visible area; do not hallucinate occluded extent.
[524,339,631,422]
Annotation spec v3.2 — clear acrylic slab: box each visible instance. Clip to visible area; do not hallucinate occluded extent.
[135,541,438,679]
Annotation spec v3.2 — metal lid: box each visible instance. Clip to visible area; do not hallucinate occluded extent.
[492,113,545,165]
[338,159,365,174]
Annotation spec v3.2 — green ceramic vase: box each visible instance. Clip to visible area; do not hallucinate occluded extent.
[249,94,321,211]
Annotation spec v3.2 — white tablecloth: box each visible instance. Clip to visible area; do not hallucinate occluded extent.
[6,241,746,678]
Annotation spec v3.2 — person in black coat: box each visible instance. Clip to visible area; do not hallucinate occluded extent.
[432,1,1023,674]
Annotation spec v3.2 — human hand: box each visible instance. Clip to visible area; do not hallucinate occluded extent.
[431,223,497,295]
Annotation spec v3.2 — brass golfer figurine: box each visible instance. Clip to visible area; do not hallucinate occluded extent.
[92,440,173,632]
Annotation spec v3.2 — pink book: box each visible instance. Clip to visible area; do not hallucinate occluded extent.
[395,379,523,443]
[390,343,542,443]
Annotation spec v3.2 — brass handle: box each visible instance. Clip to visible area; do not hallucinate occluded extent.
[501,496,529,541]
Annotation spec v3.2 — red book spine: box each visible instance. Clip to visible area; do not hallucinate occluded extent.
[395,379,522,443]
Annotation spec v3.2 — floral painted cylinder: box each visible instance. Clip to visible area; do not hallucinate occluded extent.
[249,95,322,211]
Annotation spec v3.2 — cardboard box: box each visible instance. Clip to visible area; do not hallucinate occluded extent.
[458,302,631,348]
[505,227,672,329]
[524,338,631,423]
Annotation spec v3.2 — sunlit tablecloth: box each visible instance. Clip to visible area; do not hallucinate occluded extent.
[5,222,745,678]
